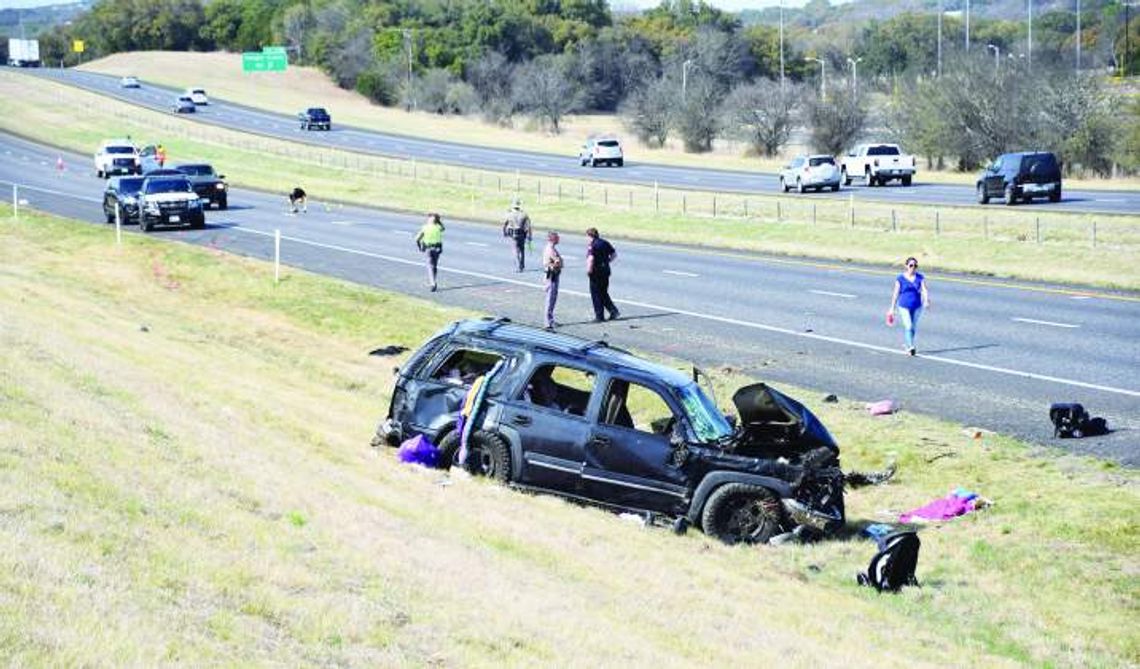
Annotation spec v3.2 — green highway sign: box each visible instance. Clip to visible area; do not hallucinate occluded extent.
[242,50,287,72]
[262,46,287,55]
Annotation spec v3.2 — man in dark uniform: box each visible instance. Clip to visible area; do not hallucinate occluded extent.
[502,197,532,272]
[585,227,619,322]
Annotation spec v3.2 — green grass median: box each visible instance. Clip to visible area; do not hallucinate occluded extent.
[1,206,1137,666]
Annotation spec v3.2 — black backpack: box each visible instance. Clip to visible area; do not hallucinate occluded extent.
[1049,403,1108,438]
[857,531,921,593]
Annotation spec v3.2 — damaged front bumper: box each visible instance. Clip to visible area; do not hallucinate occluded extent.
[373,418,402,448]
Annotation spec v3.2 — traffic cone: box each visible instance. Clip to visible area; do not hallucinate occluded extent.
[56,156,65,174]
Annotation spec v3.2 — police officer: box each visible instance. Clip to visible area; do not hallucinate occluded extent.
[585,227,619,322]
[502,197,532,272]
[415,212,445,292]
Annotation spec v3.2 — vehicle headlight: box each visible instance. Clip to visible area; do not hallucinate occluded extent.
[144,201,160,213]
[123,196,136,205]
[215,183,226,190]
[188,199,202,209]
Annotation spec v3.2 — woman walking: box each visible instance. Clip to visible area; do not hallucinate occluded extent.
[415,213,445,292]
[887,256,930,356]
[542,231,563,330]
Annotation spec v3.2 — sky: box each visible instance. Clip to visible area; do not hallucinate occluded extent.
[0,0,839,12]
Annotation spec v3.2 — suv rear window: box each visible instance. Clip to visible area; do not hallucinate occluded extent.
[867,145,900,156]
[1021,153,1059,176]
[597,140,620,148]
[809,156,836,166]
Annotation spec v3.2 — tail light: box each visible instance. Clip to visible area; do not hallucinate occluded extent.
[873,159,880,167]
[911,156,916,167]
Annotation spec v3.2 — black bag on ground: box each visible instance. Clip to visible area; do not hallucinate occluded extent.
[1050,403,1097,438]
[857,531,921,593]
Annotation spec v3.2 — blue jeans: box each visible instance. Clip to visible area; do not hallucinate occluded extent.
[897,306,923,349]
[544,275,559,327]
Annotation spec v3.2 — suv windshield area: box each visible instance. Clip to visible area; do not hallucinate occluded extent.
[144,178,193,194]
[117,177,145,194]
[376,318,850,545]
[105,146,135,154]
[809,156,836,167]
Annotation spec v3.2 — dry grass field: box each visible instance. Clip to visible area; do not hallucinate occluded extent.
[80,52,1140,191]
[2,71,1138,291]
[1,209,1137,666]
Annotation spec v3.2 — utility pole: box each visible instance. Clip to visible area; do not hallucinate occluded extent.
[937,0,943,77]
[1076,0,1081,71]
[808,57,826,100]
[847,56,862,96]
[779,0,785,91]
[402,29,415,111]
[682,59,694,102]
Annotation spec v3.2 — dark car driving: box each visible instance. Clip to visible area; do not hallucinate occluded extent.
[175,163,228,209]
[102,175,146,225]
[298,107,331,131]
[374,318,848,545]
[976,151,1062,205]
[137,175,205,232]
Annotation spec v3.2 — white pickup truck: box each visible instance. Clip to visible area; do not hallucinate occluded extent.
[94,139,140,179]
[840,143,916,187]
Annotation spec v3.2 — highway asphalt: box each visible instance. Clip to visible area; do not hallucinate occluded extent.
[3,132,1137,465]
[21,67,1140,216]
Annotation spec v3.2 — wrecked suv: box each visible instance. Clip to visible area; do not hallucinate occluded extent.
[374,318,846,544]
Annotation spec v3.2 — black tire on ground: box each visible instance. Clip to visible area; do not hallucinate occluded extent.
[780,177,788,193]
[464,430,512,483]
[1049,187,1061,203]
[191,213,205,229]
[218,197,228,210]
[437,430,460,469]
[590,159,597,168]
[831,184,840,192]
[96,169,104,179]
[842,168,851,186]
[977,183,989,204]
[700,483,784,545]
[902,175,912,186]
[796,178,804,194]
[105,207,114,224]
[616,158,624,167]
[1004,184,1017,206]
[139,217,151,233]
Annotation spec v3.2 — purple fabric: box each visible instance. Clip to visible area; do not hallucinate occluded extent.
[900,494,977,523]
[397,434,440,468]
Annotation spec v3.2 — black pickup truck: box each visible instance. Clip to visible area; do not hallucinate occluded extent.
[174,163,228,210]
[298,107,331,131]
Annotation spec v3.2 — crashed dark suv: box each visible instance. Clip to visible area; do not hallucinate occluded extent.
[375,318,848,544]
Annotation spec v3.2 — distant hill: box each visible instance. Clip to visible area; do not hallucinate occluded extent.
[0,2,89,39]
[741,0,1102,27]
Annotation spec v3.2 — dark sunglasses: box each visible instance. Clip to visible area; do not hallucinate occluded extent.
[906,262,917,268]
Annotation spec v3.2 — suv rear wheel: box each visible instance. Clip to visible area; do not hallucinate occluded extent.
[443,430,511,483]
[976,183,989,204]
[1049,186,1061,203]
[1003,184,1017,206]
[701,483,784,544]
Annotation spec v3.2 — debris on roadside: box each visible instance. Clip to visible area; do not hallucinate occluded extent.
[899,487,992,524]
[397,434,440,468]
[867,399,897,416]
[369,345,409,357]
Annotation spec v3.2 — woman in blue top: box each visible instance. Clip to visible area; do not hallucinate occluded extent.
[887,257,930,356]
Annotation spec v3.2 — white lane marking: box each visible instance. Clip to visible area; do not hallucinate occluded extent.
[228,226,1140,399]
[464,241,489,247]
[810,289,857,299]
[1096,198,1126,203]
[1070,295,1093,301]
[663,269,699,277]
[1012,317,1080,329]
[330,220,353,226]
[391,230,410,235]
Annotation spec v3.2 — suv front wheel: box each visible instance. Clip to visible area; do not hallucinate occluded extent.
[976,183,989,204]
[1003,184,1017,206]
[441,430,512,483]
[701,482,784,545]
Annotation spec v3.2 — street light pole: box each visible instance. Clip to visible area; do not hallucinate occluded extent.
[937,0,943,77]
[402,29,415,111]
[808,57,826,100]
[987,43,1000,76]
[682,58,693,103]
[847,56,862,96]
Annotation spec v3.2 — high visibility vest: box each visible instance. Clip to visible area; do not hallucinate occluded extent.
[420,223,443,246]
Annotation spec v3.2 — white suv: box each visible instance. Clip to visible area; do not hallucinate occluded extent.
[579,136,624,167]
[94,139,140,179]
[186,88,209,105]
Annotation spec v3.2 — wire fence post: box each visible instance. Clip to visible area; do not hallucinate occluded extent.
[628,190,633,209]
[682,194,687,216]
[848,193,854,228]
[10,184,16,220]
[1091,220,1097,248]
[537,180,542,204]
[776,200,781,222]
[115,201,122,246]
[579,184,584,201]
[654,181,659,212]
[1036,217,1041,243]
[604,187,608,206]
[557,182,562,201]
[712,195,717,217]
[812,203,817,226]
[743,198,748,218]
[515,169,520,192]
[935,210,940,235]
[412,159,417,181]
[891,209,897,232]
[274,229,281,284]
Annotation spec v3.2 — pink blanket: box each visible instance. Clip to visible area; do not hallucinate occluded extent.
[900,494,977,523]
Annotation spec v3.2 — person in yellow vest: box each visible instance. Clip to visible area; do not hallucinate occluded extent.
[156,144,167,167]
[414,212,445,292]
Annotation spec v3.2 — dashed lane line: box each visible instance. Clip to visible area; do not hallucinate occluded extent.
[809,289,857,299]
[1012,317,1080,329]
[229,225,1140,399]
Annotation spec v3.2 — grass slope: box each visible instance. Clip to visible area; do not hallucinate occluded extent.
[1,208,1137,666]
[80,51,1140,191]
[2,71,1138,291]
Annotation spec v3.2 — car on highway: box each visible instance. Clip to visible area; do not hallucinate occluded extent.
[172,95,196,114]
[840,143,916,187]
[779,155,841,193]
[579,136,624,167]
[976,151,1062,206]
[186,88,209,105]
[374,317,847,545]
[102,175,145,224]
[137,174,205,232]
[175,162,228,209]
[119,75,140,88]
[93,139,140,178]
[298,107,331,131]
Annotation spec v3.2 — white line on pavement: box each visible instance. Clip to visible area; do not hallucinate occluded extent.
[330,221,353,226]
[1012,317,1080,329]
[1070,295,1093,300]
[809,289,857,299]
[229,226,1140,399]
[663,270,699,277]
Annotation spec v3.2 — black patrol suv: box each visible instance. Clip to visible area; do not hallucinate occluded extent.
[102,175,146,225]
[976,151,1062,205]
[375,318,847,545]
[175,163,228,210]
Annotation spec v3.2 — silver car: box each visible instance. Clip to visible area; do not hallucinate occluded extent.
[579,136,624,167]
[779,155,841,193]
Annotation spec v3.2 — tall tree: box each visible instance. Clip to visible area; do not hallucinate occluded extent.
[719,78,804,157]
[512,53,581,133]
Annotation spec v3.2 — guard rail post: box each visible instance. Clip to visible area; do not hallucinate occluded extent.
[11,185,16,220]
[1036,217,1041,243]
[274,229,281,284]
[1091,221,1097,248]
[654,181,659,212]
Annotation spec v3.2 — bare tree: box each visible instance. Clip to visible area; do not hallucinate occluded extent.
[619,77,675,148]
[719,78,804,157]
[468,51,516,124]
[281,4,312,62]
[674,73,722,152]
[512,54,581,134]
[807,92,866,156]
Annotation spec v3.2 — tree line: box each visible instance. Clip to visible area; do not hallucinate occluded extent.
[30,0,1140,174]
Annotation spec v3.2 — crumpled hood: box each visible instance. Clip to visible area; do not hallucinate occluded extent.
[731,383,838,454]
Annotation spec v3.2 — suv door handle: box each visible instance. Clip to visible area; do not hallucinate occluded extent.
[589,435,611,448]
[511,414,532,426]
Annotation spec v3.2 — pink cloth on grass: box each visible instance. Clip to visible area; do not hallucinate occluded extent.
[899,494,977,523]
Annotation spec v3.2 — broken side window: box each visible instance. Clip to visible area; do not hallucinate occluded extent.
[601,378,674,435]
[430,349,503,387]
